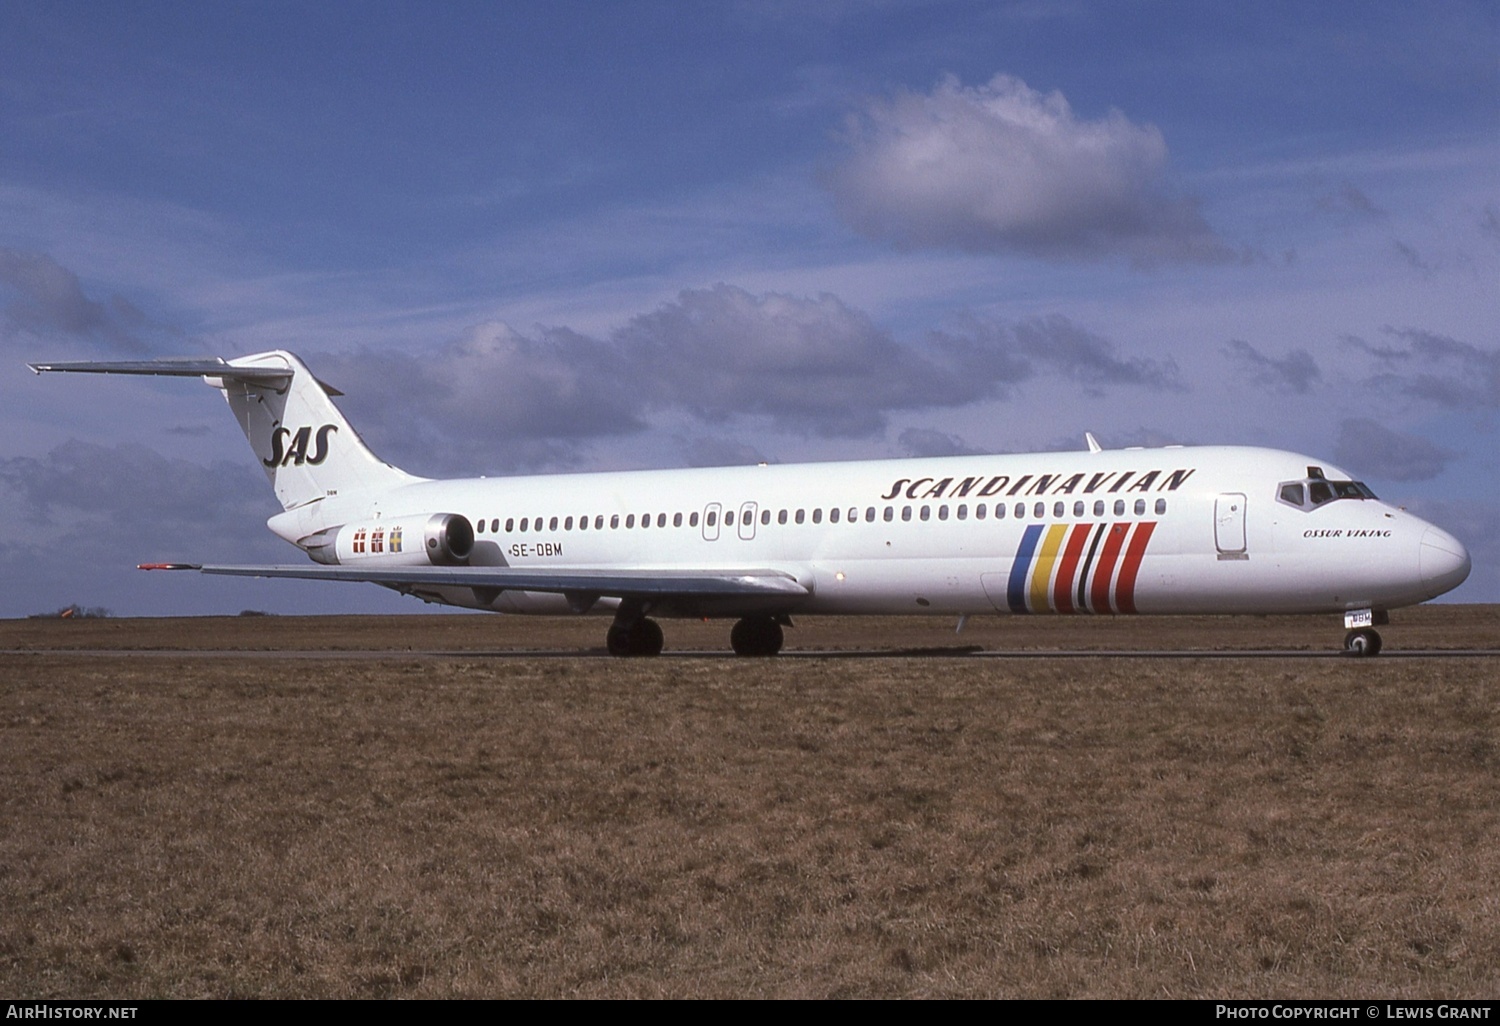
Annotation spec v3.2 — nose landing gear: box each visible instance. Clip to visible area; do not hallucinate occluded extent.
[1342,628,1383,657]
[1342,608,1386,657]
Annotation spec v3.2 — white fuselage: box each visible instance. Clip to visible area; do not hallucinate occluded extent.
[268,444,1471,620]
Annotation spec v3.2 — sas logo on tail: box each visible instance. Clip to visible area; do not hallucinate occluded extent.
[264,424,338,467]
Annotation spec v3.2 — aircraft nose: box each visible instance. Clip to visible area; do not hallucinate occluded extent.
[1420,526,1471,596]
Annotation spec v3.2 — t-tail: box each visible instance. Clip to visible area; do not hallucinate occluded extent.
[28,350,423,510]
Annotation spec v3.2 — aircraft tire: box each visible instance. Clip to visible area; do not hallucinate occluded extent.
[608,618,664,657]
[1343,628,1382,657]
[730,616,784,657]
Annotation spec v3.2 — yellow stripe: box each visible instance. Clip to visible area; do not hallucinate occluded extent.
[1028,524,1069,612]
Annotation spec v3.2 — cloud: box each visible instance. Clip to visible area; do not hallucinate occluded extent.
[314,321,647,474]
[615,283,973,437]
[1480,205,1500,244]
[825,73,1233,264]
[1393,240,1431,273]
[0,248,159,354]
[1333,418,1455,482]
[282,286,1187,472]
[897,427,986,457]
[936,313,1184,393]
[1222,339,1322,394]
[0,438,268,530]
[680,437,770,468]
[1316,181,1386,220]
[1345,328,1499,410]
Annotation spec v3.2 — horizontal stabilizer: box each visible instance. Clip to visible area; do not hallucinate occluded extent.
[28,358,294,386]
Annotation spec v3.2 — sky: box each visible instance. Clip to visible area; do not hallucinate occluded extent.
[1,0,1496,617]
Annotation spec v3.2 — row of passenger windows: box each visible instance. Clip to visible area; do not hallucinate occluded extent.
[472,497,1171,535]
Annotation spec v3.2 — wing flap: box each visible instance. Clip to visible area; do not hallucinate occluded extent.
[152,563,809,599]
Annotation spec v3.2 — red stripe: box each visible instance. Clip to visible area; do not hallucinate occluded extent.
[1114,522,1157,615]
[1051,523,1094,614]
[1089,523,1130,615]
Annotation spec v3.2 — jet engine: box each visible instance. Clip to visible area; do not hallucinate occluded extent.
[301,513,474,567]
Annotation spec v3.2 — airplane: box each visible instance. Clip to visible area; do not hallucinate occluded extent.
[29,349,1471,657]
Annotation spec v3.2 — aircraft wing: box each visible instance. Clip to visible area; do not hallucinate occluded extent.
[143,563,809,600]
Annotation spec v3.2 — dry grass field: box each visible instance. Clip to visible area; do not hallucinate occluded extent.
[2,608,1497,998]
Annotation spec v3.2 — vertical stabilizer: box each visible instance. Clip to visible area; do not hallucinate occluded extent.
[29,350,424,511]
[216,350,422,509]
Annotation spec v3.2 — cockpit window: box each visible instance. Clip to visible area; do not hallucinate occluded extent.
[1277,476,1378,510]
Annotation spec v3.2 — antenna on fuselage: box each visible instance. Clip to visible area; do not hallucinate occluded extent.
[1085,432,1102,454]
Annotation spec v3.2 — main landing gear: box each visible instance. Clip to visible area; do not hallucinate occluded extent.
[603,613,788,657]
[606,616,664,657]
[729,616,785,657]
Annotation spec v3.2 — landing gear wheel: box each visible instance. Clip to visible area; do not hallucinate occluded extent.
[1343,628,1383,657]
[607,617,664,657]
[730,616,784,657]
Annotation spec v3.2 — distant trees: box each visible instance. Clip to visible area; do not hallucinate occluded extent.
[29,604,112,620]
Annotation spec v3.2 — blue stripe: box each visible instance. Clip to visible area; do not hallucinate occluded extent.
[1007,524,1044,613]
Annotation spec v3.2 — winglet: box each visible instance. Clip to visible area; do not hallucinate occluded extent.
[138,563,203,571]
[1085,432,1102,453]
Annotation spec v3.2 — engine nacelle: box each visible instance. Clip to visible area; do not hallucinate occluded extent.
[301,513,474,567]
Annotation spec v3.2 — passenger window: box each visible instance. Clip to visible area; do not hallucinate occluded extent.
[689,512,698,527]
[1015,503,1025,519]
[564,517,573,531]
[779,509,788,525]
[1093,501,1104,517]
[579,516,588,531]
[491,519,499,533]
[626,514,635,528]
[1053,501,1064,518]
[1113,500,1125,517]
[830,508,840,524]
[937,505,948,521]
[849,507,859,523]
[920,506,931,521]
[976,504,986,520]
[640,514,649,529]
[884,506,894,522]
[796,509,805,524]
[1034,502,1045,519]
[611,515,620,529]
[477,520,486,534]
[812,509,822,524]
[505,518,514,532]
[995,504,1005,519]
[674,512,683,527]
[901,506,912,521]
[726,511,735,526]
[706,512,716,527]
[519,518,528,533]
[761,510,770,525]
[596,515,606,530]
[1073,501,1084,517]
[957,504,967,520]
[866,507,876,522]
[1155,498,1166,515]
[550,516,558,531]
[1133,499,1146,516]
